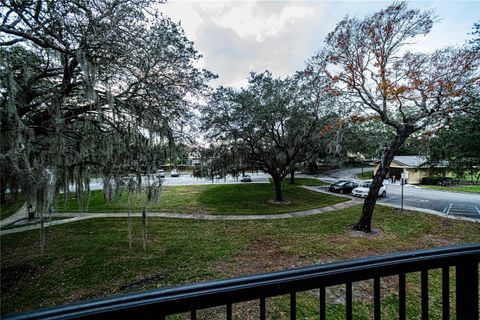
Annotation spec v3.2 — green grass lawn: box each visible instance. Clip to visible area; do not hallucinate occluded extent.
[421,185,480,193]
[287,178,330,186]
[54,182,345,215]
[356,170,374,180]
[1,205,479,317]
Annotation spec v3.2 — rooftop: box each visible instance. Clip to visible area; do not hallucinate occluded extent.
[392,156,448,168]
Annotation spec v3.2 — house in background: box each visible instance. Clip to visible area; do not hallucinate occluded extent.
[374,156,448,184]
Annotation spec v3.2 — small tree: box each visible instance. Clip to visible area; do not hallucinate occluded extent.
[318,2,479,232]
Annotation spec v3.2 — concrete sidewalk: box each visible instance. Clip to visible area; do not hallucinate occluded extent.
[3,183,476,236]
[0,202,27,229]
[0,198,360,235]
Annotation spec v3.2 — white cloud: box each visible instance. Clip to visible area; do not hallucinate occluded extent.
[160,1,479,89]
[213,2,315,41]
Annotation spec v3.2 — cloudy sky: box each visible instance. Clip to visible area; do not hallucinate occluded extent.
[161,0,479,88]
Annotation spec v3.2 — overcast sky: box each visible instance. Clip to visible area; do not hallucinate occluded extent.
[161,0,479,89]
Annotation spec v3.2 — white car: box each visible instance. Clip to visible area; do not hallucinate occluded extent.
[352,180,387,198]
[240,175,252,182]
[170,169,179,177]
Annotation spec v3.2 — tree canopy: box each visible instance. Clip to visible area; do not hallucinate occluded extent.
[316,1,479,231]
[0,0,214,212]
[201,71,337,201]
[1,1,478,236]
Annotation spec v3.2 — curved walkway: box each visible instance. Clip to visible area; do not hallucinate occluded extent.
[0,202,27,229]
[3,183,478,236]
[0,197,361,235]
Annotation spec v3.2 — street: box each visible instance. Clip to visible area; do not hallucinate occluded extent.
[379,184,480,218]
[318,167,480,219]
[160,171,270,186]
[65,172,271,191]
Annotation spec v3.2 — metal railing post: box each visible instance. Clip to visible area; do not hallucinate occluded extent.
[456,257,479,320]
[4,244,479,320]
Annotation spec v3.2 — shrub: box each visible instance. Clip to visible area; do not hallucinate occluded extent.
[421,177,454,186]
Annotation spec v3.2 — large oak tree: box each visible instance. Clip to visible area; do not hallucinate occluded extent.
[316,2,479,232]
[202,71,335,201]
[0,0,213,210]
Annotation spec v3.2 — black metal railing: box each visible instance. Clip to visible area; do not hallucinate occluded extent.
[5,243,479,320]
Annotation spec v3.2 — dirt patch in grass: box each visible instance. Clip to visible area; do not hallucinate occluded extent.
[118,272,165,291]
[348,227,383,238]
[1,264,39,295]
[214,239,312,277]
[187,302,262,320]
[50,287,92,307]
[327,275,399,303]
[418,234,458,247]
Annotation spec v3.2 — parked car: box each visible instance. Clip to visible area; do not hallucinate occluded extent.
[156,169,165,178]
[240,175,252,182]
[171,169,179,177]
[329,180,358,194]
[352,180,387,198]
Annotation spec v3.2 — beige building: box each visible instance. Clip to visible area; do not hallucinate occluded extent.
[374,156,447,184]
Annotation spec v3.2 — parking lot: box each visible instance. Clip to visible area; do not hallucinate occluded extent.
[318,168,480,219]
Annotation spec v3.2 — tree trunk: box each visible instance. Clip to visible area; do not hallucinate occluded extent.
[13,183,18,204]
[289,167,295,184]
[271,173,284,202]
[127,193,132,250]
[142,206,147,250]
[353,129,412,232]
[307,161,318,174]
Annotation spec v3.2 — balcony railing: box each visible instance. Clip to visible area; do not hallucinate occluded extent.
[5,243,479,320]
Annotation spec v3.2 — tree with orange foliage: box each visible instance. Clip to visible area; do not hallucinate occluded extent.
[316,2,479,232]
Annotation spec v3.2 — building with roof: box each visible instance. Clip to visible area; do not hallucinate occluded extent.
[374,156,448,184]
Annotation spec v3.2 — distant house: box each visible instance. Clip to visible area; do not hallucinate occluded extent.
[374,156,448,184]
[187,154,201,166]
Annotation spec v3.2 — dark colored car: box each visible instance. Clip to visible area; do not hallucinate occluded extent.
[329,180,358,194]
[240,175,252,182]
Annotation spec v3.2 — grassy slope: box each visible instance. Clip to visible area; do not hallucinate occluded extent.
[54,182,344,215]
[1,205,479,316]
[421,185,480,193]
[356,170,374,180]
[288,178,330,186]
[0,195,25,220]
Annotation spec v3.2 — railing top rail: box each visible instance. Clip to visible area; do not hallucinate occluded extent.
[5,243,480,320]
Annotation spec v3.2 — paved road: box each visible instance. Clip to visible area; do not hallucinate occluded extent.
[317,167,480,219]
[379,184,480,219]
[161,172,269,186]
[67,172,270,191]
